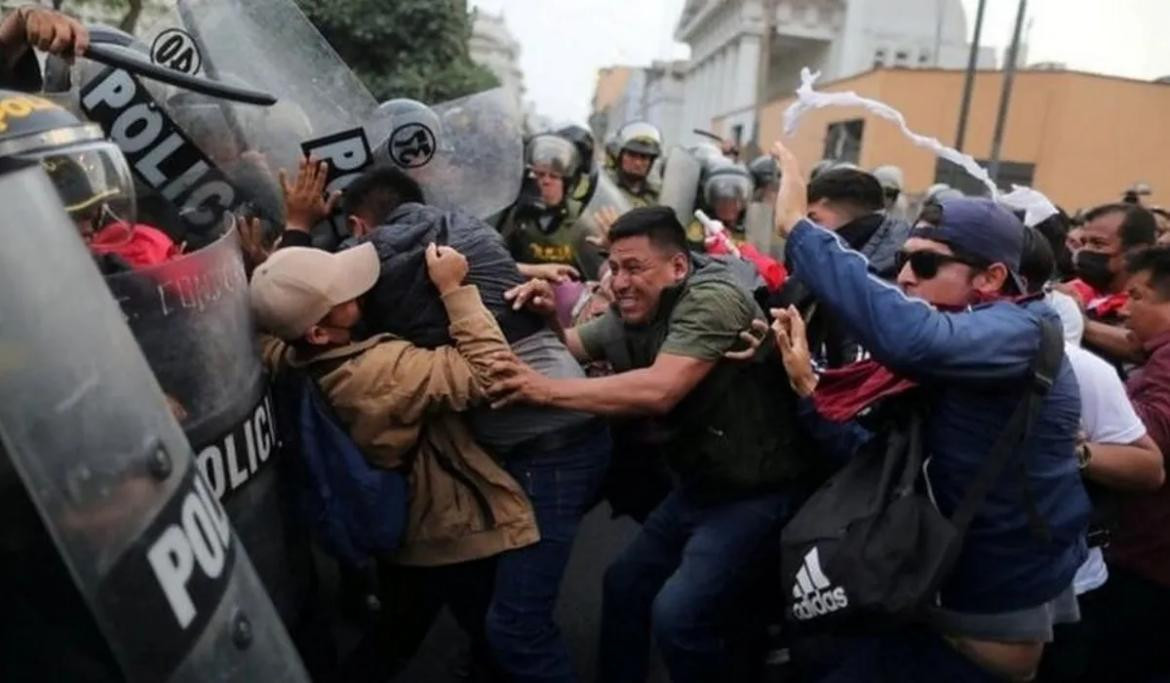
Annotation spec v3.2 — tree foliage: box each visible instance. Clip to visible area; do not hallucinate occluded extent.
[294,0,499,103]
[54,0,161,34]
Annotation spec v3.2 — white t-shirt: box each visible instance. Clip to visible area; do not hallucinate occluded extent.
[1047,290,1085,346]
[1065,343,1148,594]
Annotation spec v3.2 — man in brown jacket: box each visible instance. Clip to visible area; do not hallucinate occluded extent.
[249,239,539,677]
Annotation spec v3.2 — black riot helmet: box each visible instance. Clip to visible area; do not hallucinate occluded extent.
[557,124,595,175]
[749,154,780,191]
[0,90,135,238]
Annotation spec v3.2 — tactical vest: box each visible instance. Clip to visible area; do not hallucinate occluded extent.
[500,200,602,279]
[597,257,811,502]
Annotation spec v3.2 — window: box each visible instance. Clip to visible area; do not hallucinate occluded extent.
[934,158,1035,195]
[824,119,865,164]
[918,51,931,65]
[873,49,886,68]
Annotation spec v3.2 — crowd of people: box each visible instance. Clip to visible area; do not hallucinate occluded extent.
[5,5,1170,683]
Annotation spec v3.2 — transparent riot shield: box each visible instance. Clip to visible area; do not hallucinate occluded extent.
[745,202,785,260]
[138,0,524,222]
[0,162,307,682]
[103,219,314,627]
[658,145,703,228]
[364,87,526,220]
[576,169,634,245]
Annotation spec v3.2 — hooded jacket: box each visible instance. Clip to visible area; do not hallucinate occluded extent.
[361,202,544,349]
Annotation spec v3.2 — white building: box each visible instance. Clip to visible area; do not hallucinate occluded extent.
[469,10,526,116]
[674,0,996,148]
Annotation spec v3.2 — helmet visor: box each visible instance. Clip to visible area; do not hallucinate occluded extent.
[620,122,662,157]
[527,135,581,179]
[28,141,137,237]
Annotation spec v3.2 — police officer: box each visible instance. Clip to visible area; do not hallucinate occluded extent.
[0,89,140,268]
[501,132,605,280]
[557,124,596,202]
[748,154,780,205]
[686,160,755,251]
[607,121,662,208]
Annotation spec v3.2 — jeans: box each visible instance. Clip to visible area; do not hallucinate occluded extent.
[486,425,612,683]
[813,629,1003,683]
[598,487,791,683]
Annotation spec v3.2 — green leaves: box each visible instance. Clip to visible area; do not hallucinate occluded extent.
[294,0,499,103]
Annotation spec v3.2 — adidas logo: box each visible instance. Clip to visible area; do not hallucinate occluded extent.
[791,548,849,620]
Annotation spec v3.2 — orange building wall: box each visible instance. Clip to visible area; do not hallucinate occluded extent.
[743,68,1170,211]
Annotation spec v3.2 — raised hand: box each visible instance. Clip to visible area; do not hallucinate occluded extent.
[279,157,341,232]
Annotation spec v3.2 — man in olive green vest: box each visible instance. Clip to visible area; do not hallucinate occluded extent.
[489,206,811,682]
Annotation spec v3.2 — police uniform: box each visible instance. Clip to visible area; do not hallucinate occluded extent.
[500,198,604,280]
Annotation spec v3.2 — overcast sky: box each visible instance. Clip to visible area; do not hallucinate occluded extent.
[469,0,1170,124]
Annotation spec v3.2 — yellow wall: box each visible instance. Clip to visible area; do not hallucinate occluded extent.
[742,68,1170,211]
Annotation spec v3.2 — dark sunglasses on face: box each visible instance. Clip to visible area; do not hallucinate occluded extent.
[895,249,987,280]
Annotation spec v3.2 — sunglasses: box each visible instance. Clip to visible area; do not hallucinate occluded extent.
[895,250,987,280]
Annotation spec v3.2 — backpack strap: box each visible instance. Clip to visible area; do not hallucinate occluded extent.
[948,318,1064,536]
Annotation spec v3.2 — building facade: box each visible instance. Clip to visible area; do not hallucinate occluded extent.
[747,67,1170,210]
[589,61,687,150]
[674,0,994,149]
[469,10,526,117]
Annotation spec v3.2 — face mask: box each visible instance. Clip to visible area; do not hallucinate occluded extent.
[1074,250,1116,291]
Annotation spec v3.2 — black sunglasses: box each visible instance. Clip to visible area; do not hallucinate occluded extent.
[895,250,988,280]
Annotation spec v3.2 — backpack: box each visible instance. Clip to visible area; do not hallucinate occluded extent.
[779,318,1063,631]
[272,367,409,569]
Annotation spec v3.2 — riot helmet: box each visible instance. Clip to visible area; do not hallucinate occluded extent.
[748,154,780,196]
[872,164,905,207]
[618,121,663,159]
[557,124,595,175]
[702,161,754,227]
[0,90,135,241]
[604,132,620,168]
[376,98,444,170]
[523,133,580,209]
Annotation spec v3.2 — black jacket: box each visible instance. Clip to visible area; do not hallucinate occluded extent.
[359,203,543,348]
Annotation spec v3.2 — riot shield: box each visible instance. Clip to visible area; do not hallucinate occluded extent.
[658,145,703,228]
[0,162,307,682]
[139,0,524,222]
[576,169,634,244]
[745,202,784,260]
[104,219,314,628]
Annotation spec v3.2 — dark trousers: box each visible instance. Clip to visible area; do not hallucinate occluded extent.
[485,426,612,683]
[812,628,1003,683]
[597,487,791,683]
[1041,565,1170,683]
[341,558,504,683]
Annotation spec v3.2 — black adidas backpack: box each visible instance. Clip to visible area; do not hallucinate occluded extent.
[779,319,1062,630]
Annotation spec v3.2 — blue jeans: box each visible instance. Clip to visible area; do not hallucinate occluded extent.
[486,425,611,683]
[598,487,791,683]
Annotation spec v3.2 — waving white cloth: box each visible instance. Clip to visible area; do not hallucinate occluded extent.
[782,67,1000,199]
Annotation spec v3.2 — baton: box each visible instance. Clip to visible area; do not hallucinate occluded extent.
[84,43,277,106]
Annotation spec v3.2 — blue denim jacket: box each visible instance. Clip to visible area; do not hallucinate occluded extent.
[787,219,1089,613]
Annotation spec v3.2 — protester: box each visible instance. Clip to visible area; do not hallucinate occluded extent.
[607,121,662,208]
[772,166,910,368]
[312,162,612,683]
[489,206,811,682]
[250,241,539,681]
[769,140,1089,682]
[1071,203,1157,369]
[1069,245,1170,681]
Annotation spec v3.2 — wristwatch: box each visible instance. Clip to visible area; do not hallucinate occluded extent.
[1077,443,1093,470]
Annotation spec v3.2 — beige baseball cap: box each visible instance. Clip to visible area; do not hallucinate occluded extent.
[249,243,380,341]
